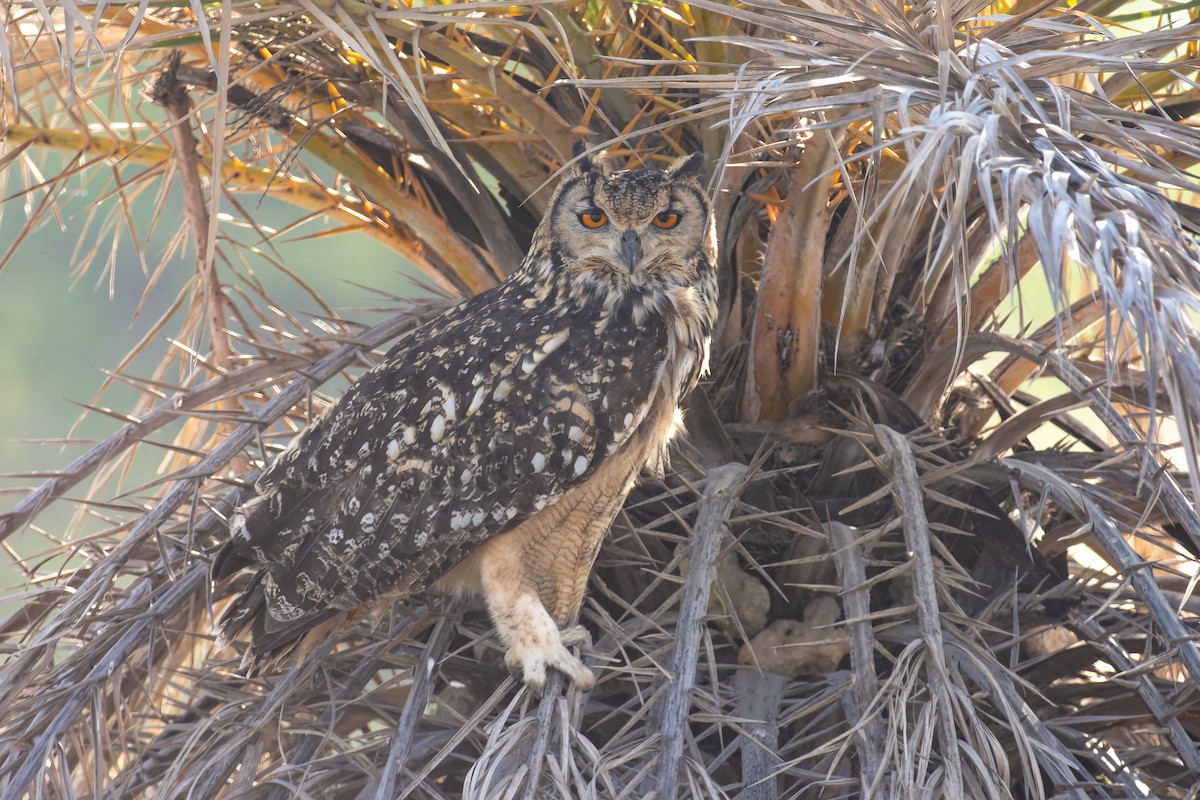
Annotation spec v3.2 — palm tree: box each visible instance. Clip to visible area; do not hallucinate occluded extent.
[2,1,1199,797]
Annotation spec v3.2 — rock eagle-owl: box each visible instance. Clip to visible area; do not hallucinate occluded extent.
[212,151,718,690]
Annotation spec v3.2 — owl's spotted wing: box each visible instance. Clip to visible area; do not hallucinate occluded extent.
[215,282,670,651]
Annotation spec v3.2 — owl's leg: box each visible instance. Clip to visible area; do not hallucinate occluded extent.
[477,551,596,693]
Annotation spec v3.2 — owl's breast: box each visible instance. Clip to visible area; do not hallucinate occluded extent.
[569,282,713,475]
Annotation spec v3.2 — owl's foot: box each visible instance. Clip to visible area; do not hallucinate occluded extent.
[499,599,595,693]
[506,639,596,694]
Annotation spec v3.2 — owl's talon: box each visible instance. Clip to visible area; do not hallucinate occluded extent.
[504,626,596,694]
[560,624,592,649]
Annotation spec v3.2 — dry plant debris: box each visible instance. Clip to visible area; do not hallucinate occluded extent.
[1,1,1199,798]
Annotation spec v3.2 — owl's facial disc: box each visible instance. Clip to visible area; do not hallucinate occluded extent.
[569,204,665,274]
[550,155,708,283]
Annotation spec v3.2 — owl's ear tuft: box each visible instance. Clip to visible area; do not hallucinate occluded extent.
[667,152,705,181]
[570,142,615,178]
[571,140,592,173]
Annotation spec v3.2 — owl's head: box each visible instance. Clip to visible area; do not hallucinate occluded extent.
[534,151,714,291]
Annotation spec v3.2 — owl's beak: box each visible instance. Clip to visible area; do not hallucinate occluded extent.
[620,230,642,271]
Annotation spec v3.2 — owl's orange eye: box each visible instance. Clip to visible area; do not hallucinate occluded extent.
[579,210,608,229]
[652,210,681,229]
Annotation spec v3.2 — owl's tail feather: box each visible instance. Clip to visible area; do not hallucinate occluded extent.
[215,570,344,672]
[209,538,252,585]
[214,571,266,655]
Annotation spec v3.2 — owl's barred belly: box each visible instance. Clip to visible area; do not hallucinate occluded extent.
[435,393,679,624]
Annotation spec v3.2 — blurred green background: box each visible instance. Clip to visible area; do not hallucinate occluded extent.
[0,167,421,599]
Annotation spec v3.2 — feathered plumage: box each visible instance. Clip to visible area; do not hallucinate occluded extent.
[213,151,717,688]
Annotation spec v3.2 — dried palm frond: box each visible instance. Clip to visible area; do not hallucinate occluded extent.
[2,0,1199,798]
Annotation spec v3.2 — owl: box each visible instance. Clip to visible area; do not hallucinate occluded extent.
[212,151,718,691]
